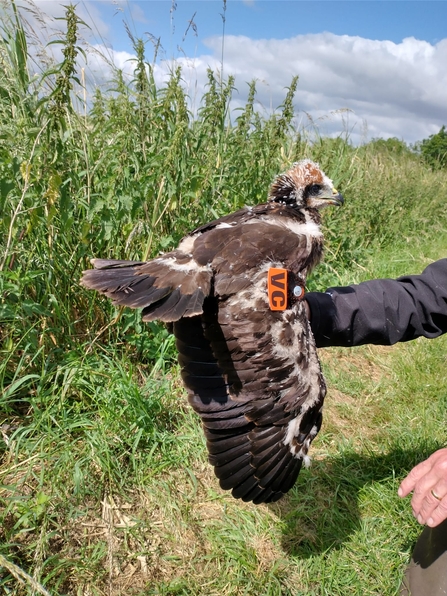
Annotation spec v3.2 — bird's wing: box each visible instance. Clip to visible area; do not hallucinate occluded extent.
[79,204,284,322]
[211,288,325,503]
[189,205,264,235]
[79,207,264,322]
[80,251,213,322]
[176,214,326,503]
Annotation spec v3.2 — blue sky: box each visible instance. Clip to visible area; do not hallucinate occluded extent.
[17,1,447,143]
[92,1,447,55]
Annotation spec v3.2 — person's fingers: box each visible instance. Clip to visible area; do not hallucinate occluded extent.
[398,457,435,497]
[414,481,447,525]
[426,497,447,527]
[410,471,447,513]
[398,449,447,528]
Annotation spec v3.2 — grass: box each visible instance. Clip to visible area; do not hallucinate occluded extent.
[1,3,447,595]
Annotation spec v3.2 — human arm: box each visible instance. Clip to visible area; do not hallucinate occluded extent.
[305,258,447,348]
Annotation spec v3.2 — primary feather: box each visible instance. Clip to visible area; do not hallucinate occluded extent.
[81,159,343,504]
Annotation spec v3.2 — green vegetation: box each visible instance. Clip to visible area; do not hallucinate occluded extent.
[1,4,447,595]
[419,125,447,170]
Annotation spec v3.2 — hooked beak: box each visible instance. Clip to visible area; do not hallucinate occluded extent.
[326,188,344,206]
[307,186,345,210]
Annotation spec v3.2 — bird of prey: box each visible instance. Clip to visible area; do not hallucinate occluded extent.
[81,159,343,504]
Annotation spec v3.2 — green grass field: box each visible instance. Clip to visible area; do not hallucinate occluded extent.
[1,4,447,595]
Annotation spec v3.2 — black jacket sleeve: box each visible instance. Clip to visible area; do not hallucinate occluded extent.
[306,259,447,348]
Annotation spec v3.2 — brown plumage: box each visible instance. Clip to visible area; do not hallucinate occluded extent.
[81,159,343,504]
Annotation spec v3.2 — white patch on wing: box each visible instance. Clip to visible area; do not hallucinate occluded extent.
[155,255,211,274]
[303,454,311,468]
[284,410,322,460]
[215,222,235,229]
[284,414,303,447]
[177,233,200,254]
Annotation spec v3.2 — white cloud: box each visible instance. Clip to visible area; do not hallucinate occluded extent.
[189,32,447,144]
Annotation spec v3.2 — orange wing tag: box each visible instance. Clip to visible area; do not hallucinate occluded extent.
[268,268,288,311]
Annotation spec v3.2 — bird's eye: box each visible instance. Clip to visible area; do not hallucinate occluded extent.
[308,184,322,196]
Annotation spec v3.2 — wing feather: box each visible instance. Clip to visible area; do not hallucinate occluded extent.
[81,254,212,321]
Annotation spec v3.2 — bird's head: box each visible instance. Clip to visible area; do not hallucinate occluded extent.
[268,159,344,210]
